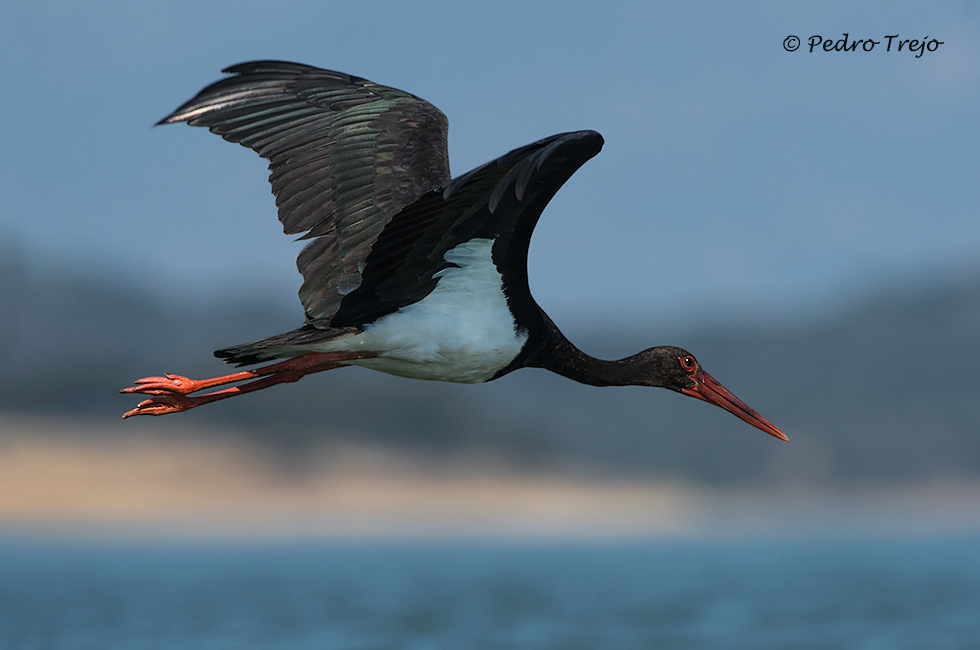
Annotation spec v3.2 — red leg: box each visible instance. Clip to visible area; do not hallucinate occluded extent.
[121,354,323,397]
[121,351,377,418]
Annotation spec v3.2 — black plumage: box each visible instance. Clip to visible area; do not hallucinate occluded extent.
[161,61,452,324]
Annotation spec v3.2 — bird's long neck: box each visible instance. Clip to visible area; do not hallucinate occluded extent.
[515,311,646,387]
[539,336,645,387]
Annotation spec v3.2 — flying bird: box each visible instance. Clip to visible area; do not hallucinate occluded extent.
[122,61,786,441]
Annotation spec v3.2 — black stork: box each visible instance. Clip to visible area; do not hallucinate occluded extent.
[121,61,786,441]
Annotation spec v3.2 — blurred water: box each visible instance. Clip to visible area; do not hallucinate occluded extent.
[1,536,978,649]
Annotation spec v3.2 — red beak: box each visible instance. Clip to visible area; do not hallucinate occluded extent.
[682,370,787,441]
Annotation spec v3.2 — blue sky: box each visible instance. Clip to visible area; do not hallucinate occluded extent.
[2,1,978,332]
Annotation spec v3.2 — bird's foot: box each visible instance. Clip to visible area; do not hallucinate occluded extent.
[121,374,203,396]
[121,367,265,400]
[122,395,196,418]
[120,367,282,418]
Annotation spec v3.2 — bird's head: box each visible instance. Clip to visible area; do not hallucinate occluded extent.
[630,346,787,441]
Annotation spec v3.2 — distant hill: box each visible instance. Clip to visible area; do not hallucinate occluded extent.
[1,264,978,486]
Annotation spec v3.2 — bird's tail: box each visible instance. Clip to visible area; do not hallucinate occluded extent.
[214,324,358,366]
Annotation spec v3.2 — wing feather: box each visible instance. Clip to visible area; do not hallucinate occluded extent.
[330,130,604,327]
[159,60,451,322]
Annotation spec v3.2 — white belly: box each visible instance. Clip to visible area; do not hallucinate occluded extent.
[313,238,528,383]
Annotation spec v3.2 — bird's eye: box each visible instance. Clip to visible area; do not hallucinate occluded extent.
[679,355,697,372]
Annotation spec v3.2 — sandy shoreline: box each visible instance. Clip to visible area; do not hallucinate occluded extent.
[1,414,979,541]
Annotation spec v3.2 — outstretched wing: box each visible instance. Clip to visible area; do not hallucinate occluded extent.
[331,130,604,328]
[159,60,451,322]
